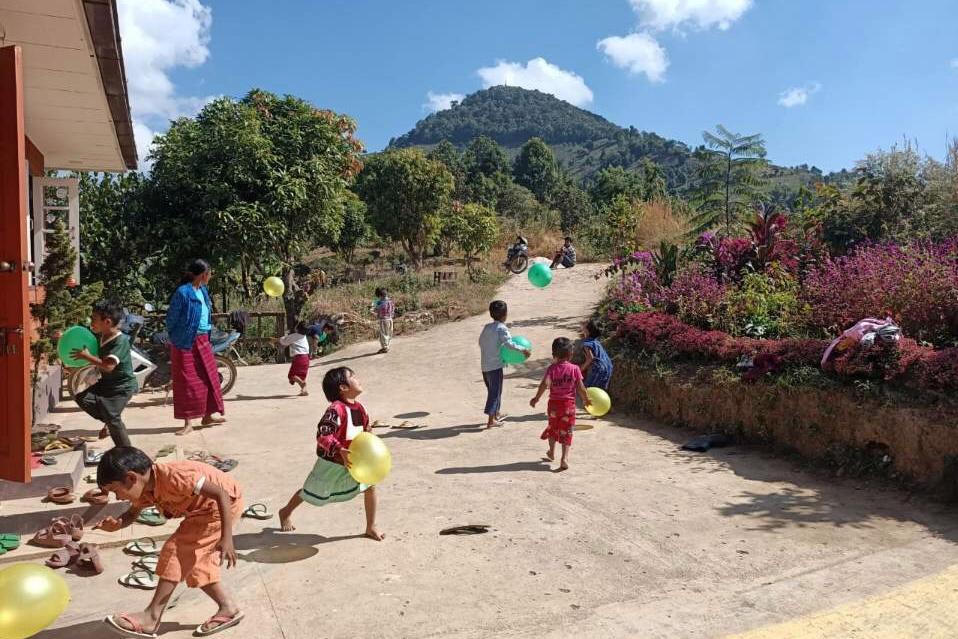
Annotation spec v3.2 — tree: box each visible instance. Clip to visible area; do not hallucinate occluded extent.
[30,220,103,423]
[334,192,369,263]
[355,148,454,268]
[590,166,645,209]
[550,180,593,233]
[462,135,508,178]
[495,182,557,228]
[428,140,466,201]
[605,195,642,259]
[692,125,767,235]
[77,172,151,305]
[442,202,499,272]
[512,137,560,202]
[146,89,364,328]
[640,158,668,201]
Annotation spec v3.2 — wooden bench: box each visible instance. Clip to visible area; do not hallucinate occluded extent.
[433,270,458,286]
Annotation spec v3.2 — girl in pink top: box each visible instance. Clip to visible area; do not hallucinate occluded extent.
[530,337,591,471]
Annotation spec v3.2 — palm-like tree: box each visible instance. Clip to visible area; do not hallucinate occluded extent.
[691,125,767,235]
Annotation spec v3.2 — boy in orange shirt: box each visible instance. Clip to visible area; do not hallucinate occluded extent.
[96,447,244,637]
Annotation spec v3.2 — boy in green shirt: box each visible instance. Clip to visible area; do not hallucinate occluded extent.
[72,300,138,447]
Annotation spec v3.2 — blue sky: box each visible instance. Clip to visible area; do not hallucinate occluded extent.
[123,0,958,172]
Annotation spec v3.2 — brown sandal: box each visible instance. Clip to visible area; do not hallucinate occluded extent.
[82,488,110,505]
[77,543,104,574]
[52,514,84,541]
[31,520,72,548]
[45,541,81,568]
[46,487,75,504]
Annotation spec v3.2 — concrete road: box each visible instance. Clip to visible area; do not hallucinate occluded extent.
[36,263,958,638]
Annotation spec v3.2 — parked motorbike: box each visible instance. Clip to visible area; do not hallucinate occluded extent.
[503,235,529,274]
[66,306,240,400]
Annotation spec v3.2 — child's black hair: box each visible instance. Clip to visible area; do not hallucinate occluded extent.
[180,258,211,284]
[584,319,600,339]
[294,320,309,335]
[552,337,574,359]
[97,446,152,487]
[92,299,124,326]
[375,287,387,298]
[564,236,573,243]
[489,300,508,322]
[322,366,353,402]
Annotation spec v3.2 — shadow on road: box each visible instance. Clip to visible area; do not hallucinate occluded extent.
[436,461,551,474]
[380,423,485,440]
[233,528,363,564]
[36,619,194,639]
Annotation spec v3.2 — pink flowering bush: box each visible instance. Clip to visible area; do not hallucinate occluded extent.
[802,240,958,346]
[660,265,729,329]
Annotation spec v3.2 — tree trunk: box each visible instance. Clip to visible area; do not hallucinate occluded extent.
[724,152,733,235]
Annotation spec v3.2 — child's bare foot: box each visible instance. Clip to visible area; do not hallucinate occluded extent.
[98,426,108,440]
[365,527,385,541]
[107,610,159,635]
[298,387,309,396]
[278,506,296,532]
[558,462,569,472]
[201,415,226,426]
[175,423,193,436]
[546,450,555,461]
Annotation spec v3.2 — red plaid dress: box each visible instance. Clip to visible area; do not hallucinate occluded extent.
[539,361,582,446]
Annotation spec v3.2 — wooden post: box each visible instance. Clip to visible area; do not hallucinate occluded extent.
[0,46,31,482]
[274,312,286,364]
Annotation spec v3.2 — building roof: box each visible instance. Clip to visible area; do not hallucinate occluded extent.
[0,0,137,170]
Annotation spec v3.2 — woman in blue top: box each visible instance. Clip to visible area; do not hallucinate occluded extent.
[167,259,225,436]
[579,319,613,390]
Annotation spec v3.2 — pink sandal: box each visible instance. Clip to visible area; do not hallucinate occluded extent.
[104,613,158,639]
[195,611,245,636]
[45,541,81,568]
[31,520,72,548]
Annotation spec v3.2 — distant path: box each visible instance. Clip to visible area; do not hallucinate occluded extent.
[42,261,958,639]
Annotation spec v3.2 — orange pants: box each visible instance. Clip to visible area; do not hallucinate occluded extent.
[156,498,243,587]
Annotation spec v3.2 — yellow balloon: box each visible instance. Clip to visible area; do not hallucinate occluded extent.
[347,432,392,485]
[263,276,285,298]
[585,387,611,417]
[0,563,70,639]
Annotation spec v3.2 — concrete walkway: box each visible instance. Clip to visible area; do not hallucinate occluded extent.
[34,264,958,638]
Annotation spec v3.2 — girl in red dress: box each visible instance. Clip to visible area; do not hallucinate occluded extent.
[530,337,591,471]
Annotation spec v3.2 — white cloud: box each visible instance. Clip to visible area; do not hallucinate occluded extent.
[476,57,594,107]
[597,33,669,83]
[777,82,821,108]
[424,91,465,113]
[629,0,753,31]
[117,0,216,165]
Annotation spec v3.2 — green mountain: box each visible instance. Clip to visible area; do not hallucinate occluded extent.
[388,85,833,195]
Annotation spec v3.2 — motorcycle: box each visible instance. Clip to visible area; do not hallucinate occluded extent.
[67,306,241,400]
[503,235,529,274]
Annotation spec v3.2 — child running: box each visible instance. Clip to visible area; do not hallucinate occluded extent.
[530,337,591,471]
[278,366,384,541]
[479,300,531,428]
[579,319,614,390]
[372,287,395,354]
[279,321,311,396]
[72,299,138,447]
[96,446,244,637]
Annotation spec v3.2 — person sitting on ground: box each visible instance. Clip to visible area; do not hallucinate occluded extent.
[530,337,591,471]
[279,321,311,396]
[550,236,577,270]
[278,366,385,541]
[97,446,244,637]
[72,299,138,448]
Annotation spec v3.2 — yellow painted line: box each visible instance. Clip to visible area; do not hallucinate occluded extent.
[727,565,958,638]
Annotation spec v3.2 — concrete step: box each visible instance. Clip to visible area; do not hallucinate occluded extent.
[0,448,88,501]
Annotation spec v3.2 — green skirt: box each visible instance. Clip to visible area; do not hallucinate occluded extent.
[300,457,367,507]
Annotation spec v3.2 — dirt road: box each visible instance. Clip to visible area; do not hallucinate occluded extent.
[38,262,958,638]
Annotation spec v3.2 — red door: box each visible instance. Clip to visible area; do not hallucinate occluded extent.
[0,45,31,483]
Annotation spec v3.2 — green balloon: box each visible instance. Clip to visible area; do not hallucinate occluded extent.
[500,335,531,365]
[57,326,99,368]
[528,262,553,288]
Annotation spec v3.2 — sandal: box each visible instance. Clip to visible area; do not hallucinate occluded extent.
[124,538,159,555]
[45,541,81,568]
[82,488,110,505]
[155,444,176,458]
[84,449,104,466]
[0,533,20,552]
[105,613,159,638]
[212,458,238,473]
[195,611,245,636]
[133,554,159,572]
[77,543,104,574]
[58,514,85,541]
[136,507,167,527]
[118,569,159,590]
[439,524,492,535]
[241,503,272,520]
[30,521,72,548]
[46,486,75,504]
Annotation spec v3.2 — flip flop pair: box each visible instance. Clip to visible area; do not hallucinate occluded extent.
[136,507,168,527]
[118,569,160,590]
[104,610,244,638]
[125,537,159,555]
[0,533,20,555]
